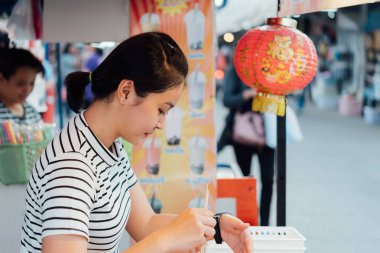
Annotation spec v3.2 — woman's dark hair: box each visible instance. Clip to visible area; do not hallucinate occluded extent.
[65,32,188,113]
[0,48,44,79]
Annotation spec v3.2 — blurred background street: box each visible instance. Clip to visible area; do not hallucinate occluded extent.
[216,95,380,253]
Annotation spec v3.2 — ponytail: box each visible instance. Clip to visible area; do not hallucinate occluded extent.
[65,71,91,113]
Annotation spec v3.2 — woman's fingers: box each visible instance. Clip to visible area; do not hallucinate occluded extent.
[199,214,217,228]
[203,224,216,240]
[244,229,253,253]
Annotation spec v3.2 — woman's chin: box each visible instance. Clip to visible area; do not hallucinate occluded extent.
[131,136,146,146]
[120,134,150,146]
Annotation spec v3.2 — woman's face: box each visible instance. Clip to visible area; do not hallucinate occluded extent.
[0,67,38,104]
[118,83,184,145]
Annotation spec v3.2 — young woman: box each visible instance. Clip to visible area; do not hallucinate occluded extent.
[20,32,252,253]
[0,48,44,124]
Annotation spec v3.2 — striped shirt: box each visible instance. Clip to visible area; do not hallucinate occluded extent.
[20,112,137,253]
[0,101,41,124]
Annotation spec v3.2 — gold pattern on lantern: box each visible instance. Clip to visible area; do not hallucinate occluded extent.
[296,36,304,46]
[275,70,292,84]
[261,58,271,74]
[238,44,249,63]
[261,58,291,84]
[293,49,308,77]
[267,35,294,62]
[242,66,251,80]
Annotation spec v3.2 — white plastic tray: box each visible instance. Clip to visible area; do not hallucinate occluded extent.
[250,226,305,249]
[205,226,306,253]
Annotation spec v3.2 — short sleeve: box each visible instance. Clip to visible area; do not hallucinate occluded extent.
[38,152,97,240]
[118,139,137,188]
[125,155,137,189]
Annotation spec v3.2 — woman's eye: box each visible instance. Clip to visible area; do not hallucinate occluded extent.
[159,109,170,117]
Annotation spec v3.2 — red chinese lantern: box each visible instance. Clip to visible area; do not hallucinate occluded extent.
[234,18,318,116]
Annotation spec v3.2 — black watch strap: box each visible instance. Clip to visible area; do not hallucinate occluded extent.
[214,213,229,244]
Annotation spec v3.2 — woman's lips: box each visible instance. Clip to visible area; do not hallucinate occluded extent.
[144,131,155,137]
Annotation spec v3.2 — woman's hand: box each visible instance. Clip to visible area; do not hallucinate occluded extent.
[220,214,252,253]
[159,208,216,252]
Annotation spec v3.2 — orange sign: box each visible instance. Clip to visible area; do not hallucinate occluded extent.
[217,178,258,226]
[130,0,216,214]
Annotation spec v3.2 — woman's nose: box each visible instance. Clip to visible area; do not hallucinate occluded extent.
[156,116,166,130]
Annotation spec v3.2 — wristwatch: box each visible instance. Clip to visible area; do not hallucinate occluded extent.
[213,213,228,244]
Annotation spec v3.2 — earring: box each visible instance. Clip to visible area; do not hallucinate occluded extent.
[122,99,126,104]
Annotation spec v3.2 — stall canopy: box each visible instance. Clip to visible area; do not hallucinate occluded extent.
[215,0,277,36]
[29,0,279,41]
[43,0,130,43]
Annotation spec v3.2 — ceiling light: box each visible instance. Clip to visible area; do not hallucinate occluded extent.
[223,33,234,43]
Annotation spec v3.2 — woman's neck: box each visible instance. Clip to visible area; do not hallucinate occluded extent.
[83,101,119,149]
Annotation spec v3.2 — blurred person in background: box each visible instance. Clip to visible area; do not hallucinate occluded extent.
[61,43,81,120]
[215,45,232,99]
[217,65,275,226]
[0,48,44,124]
[296,23,331,114]
[83,46,104,107]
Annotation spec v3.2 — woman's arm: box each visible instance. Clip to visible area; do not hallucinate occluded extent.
[41,184,249,253]
[42,235,88,253]
[125,182,216,253]
[125,182,177,240]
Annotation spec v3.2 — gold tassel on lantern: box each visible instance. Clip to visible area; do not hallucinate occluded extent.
[252,92,286,116]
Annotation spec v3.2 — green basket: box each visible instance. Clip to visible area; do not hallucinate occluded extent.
[0,140,50,185]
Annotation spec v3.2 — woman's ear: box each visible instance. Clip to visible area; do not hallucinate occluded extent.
[117,79,134,105]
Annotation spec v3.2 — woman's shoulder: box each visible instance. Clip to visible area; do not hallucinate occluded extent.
[41,149,97,180]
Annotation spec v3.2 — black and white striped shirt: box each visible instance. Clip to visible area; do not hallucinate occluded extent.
[20,112,137,253]
[0,101,41,124]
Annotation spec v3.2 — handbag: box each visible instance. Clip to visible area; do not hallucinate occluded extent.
[232,111,266,147]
